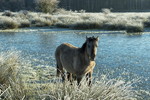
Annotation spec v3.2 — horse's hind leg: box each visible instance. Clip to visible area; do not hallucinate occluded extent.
[61,69,65,82]
[67,72,71,81]
[67,72,73,84]
[56,58,65,82]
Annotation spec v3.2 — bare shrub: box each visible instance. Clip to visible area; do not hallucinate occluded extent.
[36,0,59,13]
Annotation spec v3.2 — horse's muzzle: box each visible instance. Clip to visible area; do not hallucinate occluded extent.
[90,54,96,61]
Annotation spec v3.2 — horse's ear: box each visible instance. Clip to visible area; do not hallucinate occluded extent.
[96,36,99,41]
[86,36,88,40]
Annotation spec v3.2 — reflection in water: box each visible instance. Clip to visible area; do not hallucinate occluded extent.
[0,29,150,97]
[126,32,143,38]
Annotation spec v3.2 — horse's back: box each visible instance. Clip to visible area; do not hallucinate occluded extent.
[59,43,77,49]
[55,43,79,73]
[55,43,77,55]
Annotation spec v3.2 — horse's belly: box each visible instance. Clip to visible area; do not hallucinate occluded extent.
[62,63,76,74]
[60,56,75,73]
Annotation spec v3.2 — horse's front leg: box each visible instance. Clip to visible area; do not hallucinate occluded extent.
[86,71,93,86]
[67,72,73,84]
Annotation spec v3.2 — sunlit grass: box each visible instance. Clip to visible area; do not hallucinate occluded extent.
[0,50,27,99]
[0,50,148,100]
[37,76,138,100]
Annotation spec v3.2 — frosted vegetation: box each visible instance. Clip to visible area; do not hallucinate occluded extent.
[1,50,148,100]
[0,10,150,32]
[0,51,144,100]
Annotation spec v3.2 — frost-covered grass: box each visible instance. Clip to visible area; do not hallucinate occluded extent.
[1,11,150,32]
[39,77,138,100]
[0,11,55,29]
[0,50,149,100]
[0,50,27,100]
[54,12,146,32]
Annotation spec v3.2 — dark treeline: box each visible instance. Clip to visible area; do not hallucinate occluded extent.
[59,0,150,12]
[0,0,150,12]
[0,0,36,11]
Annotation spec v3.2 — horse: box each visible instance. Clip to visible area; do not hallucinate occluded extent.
[55,36,99,86]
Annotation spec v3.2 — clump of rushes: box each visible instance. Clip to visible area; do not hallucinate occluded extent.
[0,50,26,100]
[19,20,31,28]
[143,17,150,27]
[31,17,52,27]
[2,10,14,17]
[126,23,144,33]
[0,17,18,29]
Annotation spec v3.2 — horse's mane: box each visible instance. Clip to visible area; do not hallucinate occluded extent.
[79,42,87,53]
[79,37,97,53]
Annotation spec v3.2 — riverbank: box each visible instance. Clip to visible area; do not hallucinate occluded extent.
[1,10,150,32]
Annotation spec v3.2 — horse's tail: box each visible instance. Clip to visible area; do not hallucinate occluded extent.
[55,44,64,77]
[55,46,61,77]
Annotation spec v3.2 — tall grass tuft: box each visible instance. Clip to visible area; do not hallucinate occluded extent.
[31,17,52,27]
[143,17,150,27]
[0,17,18,29]
[19,20,31,28]
[126,23,144,33]
[37,76,138,100]
[0,50,26,100]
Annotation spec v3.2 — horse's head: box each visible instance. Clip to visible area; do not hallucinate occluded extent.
[86,36,99,61]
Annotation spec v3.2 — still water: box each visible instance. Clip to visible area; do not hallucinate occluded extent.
[0,28,150,97]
